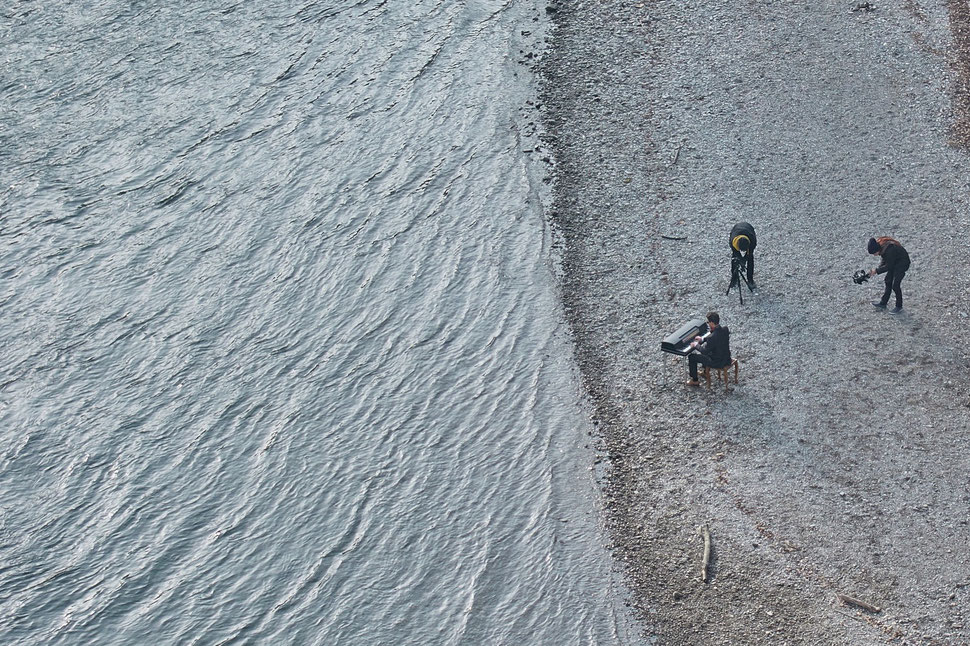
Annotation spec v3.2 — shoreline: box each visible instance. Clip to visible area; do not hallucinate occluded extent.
[541,1,970,643]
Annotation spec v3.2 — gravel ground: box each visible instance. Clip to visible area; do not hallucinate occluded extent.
[538,1,970,644]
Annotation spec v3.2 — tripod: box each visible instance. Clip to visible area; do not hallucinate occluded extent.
[726,255,753,304]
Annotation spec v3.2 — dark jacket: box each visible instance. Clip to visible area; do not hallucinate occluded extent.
[699,325,731,368]
[875,241,910,275]
[729,222,757,254]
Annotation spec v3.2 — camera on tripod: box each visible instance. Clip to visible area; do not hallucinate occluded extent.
[727,256,753,303]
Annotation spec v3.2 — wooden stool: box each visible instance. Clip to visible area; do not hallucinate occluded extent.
[702,359,739,391]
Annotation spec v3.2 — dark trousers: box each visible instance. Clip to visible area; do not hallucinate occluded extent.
[730,251,755,287]
[689,353,720,380]
[879,268,907,308]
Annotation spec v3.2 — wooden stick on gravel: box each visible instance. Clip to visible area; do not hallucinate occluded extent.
[836,593,881,614]
[700,524,711,583]
[671,142,683,165]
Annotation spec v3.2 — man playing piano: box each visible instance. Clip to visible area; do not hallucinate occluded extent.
[686,312,732,387]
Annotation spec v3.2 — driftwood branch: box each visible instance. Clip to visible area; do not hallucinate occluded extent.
[837,593,881,614]
[661,235,687,241]
[699,524,711,583]
[671,142,683,166]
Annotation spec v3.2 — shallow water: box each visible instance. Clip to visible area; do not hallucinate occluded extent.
[0,1,637,644]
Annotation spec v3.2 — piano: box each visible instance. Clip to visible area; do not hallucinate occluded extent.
[660,317,710,356]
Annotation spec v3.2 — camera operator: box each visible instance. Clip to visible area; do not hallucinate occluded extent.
[729,222,757,290]
[686,312,732,387]
[867,236,910,313]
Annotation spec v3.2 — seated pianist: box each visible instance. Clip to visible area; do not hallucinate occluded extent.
[685,311,731,387]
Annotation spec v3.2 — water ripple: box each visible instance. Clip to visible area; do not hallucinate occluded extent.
[0,1,638,644]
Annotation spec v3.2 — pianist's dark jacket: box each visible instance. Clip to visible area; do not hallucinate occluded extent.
[699,326,731,367]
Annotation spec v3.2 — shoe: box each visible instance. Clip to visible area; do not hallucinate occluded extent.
[871,301,887,309]
[686,379,700,387]
[889,306,903,314]
[747,281,757,292]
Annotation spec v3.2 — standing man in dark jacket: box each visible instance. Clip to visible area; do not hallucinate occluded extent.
[729,222,757,290]
[867,236,911,313]
[686,312,732,386]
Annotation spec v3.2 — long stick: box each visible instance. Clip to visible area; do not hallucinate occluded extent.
[837,593,881,614]
[700,524,711,583]
[671,142,683,166]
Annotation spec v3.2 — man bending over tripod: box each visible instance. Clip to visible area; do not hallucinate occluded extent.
[729,221,757,290]
[686,312,732,387]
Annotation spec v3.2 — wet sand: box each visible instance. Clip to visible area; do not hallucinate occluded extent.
[540,1,970,643]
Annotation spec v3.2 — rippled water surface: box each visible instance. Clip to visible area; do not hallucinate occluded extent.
[1,1,637,644]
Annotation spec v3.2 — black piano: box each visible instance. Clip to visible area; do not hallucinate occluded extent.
[660,317,709,356]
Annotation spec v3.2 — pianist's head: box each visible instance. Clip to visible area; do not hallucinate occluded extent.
[706,311,720,327]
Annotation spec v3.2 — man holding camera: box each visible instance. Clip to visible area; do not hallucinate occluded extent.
[867,236,910,313]
[686,312,732,386]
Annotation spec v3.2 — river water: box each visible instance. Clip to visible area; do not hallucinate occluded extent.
[0,1,639,644]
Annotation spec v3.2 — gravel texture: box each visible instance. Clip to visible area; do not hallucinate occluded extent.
[539,1,970,644]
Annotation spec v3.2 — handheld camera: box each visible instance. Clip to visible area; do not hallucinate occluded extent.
[852,269,869,284]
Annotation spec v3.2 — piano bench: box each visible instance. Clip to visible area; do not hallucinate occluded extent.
[702,359,739,391]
